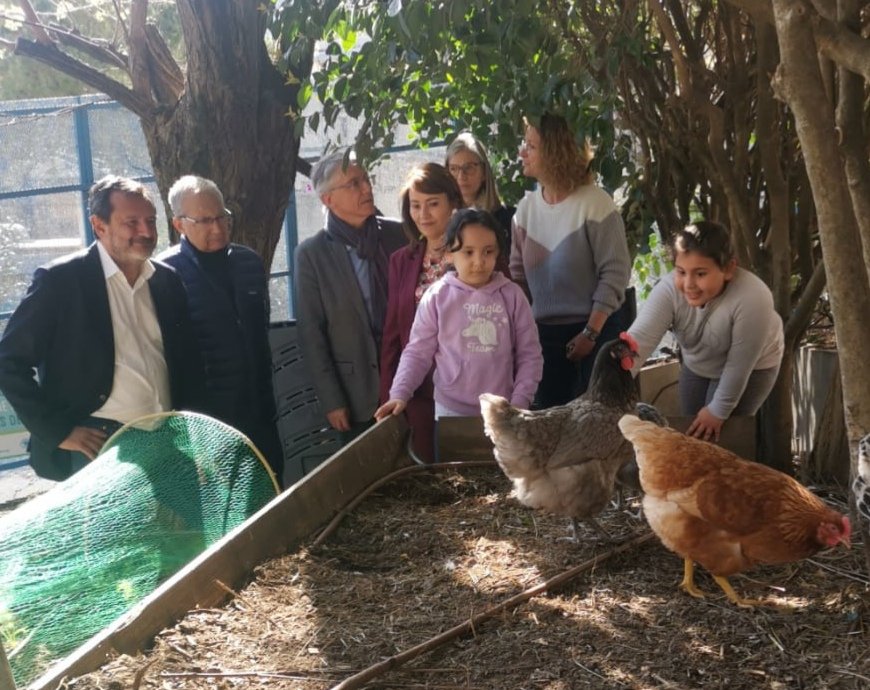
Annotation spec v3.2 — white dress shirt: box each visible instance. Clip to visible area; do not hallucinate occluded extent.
[92,242,171,423]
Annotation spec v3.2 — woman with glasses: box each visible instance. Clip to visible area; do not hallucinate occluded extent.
[379,163,465,462]
[445,132,515,239]
[512,113,631,408]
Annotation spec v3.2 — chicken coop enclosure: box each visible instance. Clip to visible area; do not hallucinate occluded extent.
[5,357,785,690]
[16,405,868,690]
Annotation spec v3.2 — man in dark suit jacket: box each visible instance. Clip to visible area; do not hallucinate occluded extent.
[294,150,407,441]
[0,175,203,481]
[158,175,283,485]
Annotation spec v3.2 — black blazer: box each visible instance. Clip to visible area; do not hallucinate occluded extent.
[0,243,204,480]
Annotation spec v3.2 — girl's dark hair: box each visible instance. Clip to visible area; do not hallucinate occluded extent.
[399,163,464,245]
[444,208,509,257]
[672,220,734,268]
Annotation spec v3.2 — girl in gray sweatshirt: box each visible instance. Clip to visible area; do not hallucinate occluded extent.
[629,220,784,442]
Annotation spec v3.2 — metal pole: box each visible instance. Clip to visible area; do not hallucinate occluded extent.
[0,642,16,690]
[283,186,299,319]
[73,103,95,245]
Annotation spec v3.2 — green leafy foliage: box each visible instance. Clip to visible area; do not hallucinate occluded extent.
[272,0,641,215]
[632,231,672,301]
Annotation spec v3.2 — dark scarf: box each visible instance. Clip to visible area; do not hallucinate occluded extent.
[326,212,389,340]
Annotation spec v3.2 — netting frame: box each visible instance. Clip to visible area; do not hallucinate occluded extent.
[102,410,282,496]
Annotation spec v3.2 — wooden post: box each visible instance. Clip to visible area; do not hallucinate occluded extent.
[0,642,16,690]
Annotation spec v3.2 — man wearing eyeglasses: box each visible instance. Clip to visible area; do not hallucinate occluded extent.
[157,175,284,485]
[0,175,204,480]
[295,149,407,442]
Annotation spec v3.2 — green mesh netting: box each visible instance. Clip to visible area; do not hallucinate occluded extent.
[0,411,279,686]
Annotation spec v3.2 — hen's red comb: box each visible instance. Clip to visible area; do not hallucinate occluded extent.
[619,331,638,353]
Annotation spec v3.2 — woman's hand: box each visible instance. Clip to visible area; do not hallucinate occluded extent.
[686,406,724,442]
[374,399,407,421]
[565,332,596,362]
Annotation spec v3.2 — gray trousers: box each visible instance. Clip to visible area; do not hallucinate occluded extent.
[679,365,780,417]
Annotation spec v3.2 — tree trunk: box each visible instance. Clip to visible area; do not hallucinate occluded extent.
[771,0,870,566]
[141,72,299,269]
[808,357,850,485]
[141,0,301,269]
[13,0,306,269]
[834,1,870,277]
[757,349,793,473]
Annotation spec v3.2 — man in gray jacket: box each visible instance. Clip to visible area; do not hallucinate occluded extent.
[294,150,406,441]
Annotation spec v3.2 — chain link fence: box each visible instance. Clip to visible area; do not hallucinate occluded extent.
[0,93,444,465]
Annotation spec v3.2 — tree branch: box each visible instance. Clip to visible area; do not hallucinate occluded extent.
[835,0,870,276]
[808,0,837,20]
[17,0,52,44]
[756,22,790,310]
[664,0,701,61]
[723,0,774,25]
[143,23,184,104]
[330,532,656,689]
[14,37,155,120]
[111,0,131,45]
[813,13,870,81]
[725,0,870,79]
[128,0,154,107]
[47,22,128,70]
[785,260,825,348]
[647,0,693,96]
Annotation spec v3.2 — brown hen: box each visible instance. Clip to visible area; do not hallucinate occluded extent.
[480,334,658,540]
[618,415,851,607]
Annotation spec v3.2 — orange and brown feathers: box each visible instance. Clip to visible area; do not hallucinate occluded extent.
[618,415,850,578]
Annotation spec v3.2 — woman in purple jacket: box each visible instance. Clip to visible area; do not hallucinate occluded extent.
[379,163,464,462]
[376,210,542,431]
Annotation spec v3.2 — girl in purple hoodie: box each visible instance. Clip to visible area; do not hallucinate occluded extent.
[375,209,543,422]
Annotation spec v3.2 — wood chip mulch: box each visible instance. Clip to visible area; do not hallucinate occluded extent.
[68,467,869,690]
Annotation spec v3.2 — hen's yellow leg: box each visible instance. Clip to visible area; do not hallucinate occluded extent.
[679,558,706,598]
[712,575,770,608]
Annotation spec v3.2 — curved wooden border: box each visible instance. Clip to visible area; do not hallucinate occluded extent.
[28,416,409,690]
[25,363,755,688]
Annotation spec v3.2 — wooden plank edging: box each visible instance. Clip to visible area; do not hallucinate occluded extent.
[27,417,409,690]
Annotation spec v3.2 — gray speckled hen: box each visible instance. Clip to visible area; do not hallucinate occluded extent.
[480,333,660,540]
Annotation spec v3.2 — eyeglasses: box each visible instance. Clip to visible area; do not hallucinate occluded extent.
[448,162,482,177]
[327,174,371,193]
[177,210,233,228]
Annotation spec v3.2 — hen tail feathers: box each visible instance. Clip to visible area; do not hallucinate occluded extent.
[618,414,661,444]
[480,393,516,434]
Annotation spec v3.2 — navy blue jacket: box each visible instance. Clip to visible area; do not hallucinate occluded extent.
[158,238,282,476]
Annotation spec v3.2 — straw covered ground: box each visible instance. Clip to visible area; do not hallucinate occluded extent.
[68,466,868,690]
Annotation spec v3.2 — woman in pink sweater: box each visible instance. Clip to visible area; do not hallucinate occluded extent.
[376,209,542,432]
